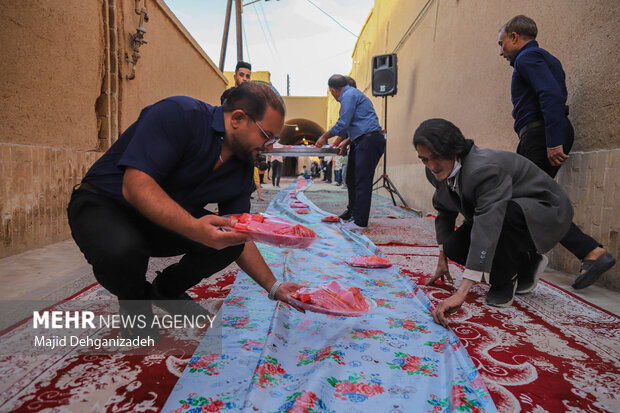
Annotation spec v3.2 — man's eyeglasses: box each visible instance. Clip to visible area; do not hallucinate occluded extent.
[247,114,278,146]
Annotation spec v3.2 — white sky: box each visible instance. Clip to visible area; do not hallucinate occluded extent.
[164,0,374,97]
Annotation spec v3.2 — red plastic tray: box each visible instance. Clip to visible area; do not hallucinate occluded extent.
[287,282,375,317]
[224,213,316,249]
[347,255,392,268]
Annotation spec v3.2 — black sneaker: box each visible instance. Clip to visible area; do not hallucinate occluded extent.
[485,276,518,308]
[339,210,353,221]
[118,299,160,343]
[151,276,209,318]
[516,254,548,294]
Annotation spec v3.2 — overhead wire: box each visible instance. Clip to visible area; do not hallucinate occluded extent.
[251,3,278,60]
[304,0,358,38]
[259,1,279,56]
[242,14,251,61]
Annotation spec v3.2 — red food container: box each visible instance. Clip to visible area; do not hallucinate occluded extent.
[347,255,392,268]
[226,213,316,249]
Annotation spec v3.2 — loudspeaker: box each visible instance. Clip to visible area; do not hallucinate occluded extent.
[372,54,397,96]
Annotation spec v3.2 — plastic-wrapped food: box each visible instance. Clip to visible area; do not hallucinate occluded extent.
[226,213,316,248]
[295,209,310,214]
[321,215,341,223]
[288,281,374,316]
[347,255,392,268]
[290,202,309,208]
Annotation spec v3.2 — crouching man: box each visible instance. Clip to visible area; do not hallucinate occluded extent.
[68,83,302,340]
[413,119,573,327]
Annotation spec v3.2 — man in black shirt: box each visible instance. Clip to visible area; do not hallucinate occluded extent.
[220,61,252,104]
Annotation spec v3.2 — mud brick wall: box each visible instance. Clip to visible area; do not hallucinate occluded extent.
[0,143,100,258]
[550,149,620,290]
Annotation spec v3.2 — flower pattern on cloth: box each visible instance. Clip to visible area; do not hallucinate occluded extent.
[162,180,497,412]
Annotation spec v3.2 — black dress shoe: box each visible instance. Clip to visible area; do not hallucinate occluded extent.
[339,210,353,221]
[516,253,548,294]
[118,299,160,343]
[485,276,518,307]
[152,273,210,317]
[572,253,616,289]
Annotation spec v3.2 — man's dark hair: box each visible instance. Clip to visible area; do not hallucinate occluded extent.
[328,74,348,89]
[503,15,537,40]
[346,76,357,88]
[413,118,474,159]
[222,82,285,120]
[235,61,252,72]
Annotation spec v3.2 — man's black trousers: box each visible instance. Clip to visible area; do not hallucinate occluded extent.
[271,160,282,186]
[443,201,537,286]
[345,132,386,227]
[67,188,244,301]
[517,119,598,259]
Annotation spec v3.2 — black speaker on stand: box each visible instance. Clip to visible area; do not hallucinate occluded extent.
[371,54,409,208]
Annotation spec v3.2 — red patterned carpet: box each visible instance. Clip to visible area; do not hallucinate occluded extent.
[0,258,238,412]
[367,218,620,413]
[1,217,618,412]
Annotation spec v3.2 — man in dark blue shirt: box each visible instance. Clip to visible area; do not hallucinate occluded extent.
[315,74,385,230]
[498,15,615,289]
[68,83,302,340]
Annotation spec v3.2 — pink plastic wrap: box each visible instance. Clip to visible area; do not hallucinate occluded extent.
[290,202,309,208]
[347,255,392,268]
[225,213,316,249]
[288,281,375,317]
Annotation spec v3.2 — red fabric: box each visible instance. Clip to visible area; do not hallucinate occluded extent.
[0,258,237,412]
[378,243,620,412]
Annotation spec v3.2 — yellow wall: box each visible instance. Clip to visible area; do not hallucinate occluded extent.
[342,0,620,289]
[282,97,327,130]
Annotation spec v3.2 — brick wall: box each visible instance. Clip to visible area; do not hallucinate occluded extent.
[0,143,100,258]
[550,149,620,290]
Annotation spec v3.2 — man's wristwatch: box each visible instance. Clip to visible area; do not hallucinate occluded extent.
[268,281,282,301]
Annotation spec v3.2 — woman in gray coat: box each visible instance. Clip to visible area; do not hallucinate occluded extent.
[413,119,573,327]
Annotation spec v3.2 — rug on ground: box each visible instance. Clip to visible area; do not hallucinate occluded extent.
[369,223,620,413]
[0,260,237,412]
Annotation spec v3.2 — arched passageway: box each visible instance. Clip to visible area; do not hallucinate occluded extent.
[278,118,325,176]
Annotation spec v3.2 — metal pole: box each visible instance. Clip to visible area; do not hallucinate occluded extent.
[219,0,233,71]
[235,0,243,62]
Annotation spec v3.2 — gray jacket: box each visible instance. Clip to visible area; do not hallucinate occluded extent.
[427,145,573,273]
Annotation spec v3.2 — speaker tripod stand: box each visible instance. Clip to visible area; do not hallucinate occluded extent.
[372,96,409,208]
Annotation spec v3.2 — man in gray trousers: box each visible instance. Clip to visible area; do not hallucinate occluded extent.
[414,119,573,327]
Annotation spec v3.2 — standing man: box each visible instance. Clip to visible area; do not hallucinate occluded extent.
[68,83,302,341]
[415,119,573,325]
[269,142,283,187]
[220,60,252,104]
[315,74,385,230]
[498,15,615,289]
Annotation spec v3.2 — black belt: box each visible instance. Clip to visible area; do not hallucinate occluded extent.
[354,130,383,142]
[517,120,544,139]
[73,181,99,194]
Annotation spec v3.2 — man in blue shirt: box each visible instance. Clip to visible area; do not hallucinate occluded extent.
[498,15,615,289]
[68,83,302,340]
[315,74,385,230]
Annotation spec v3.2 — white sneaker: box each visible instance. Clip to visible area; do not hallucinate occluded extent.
[341,221,367,231]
